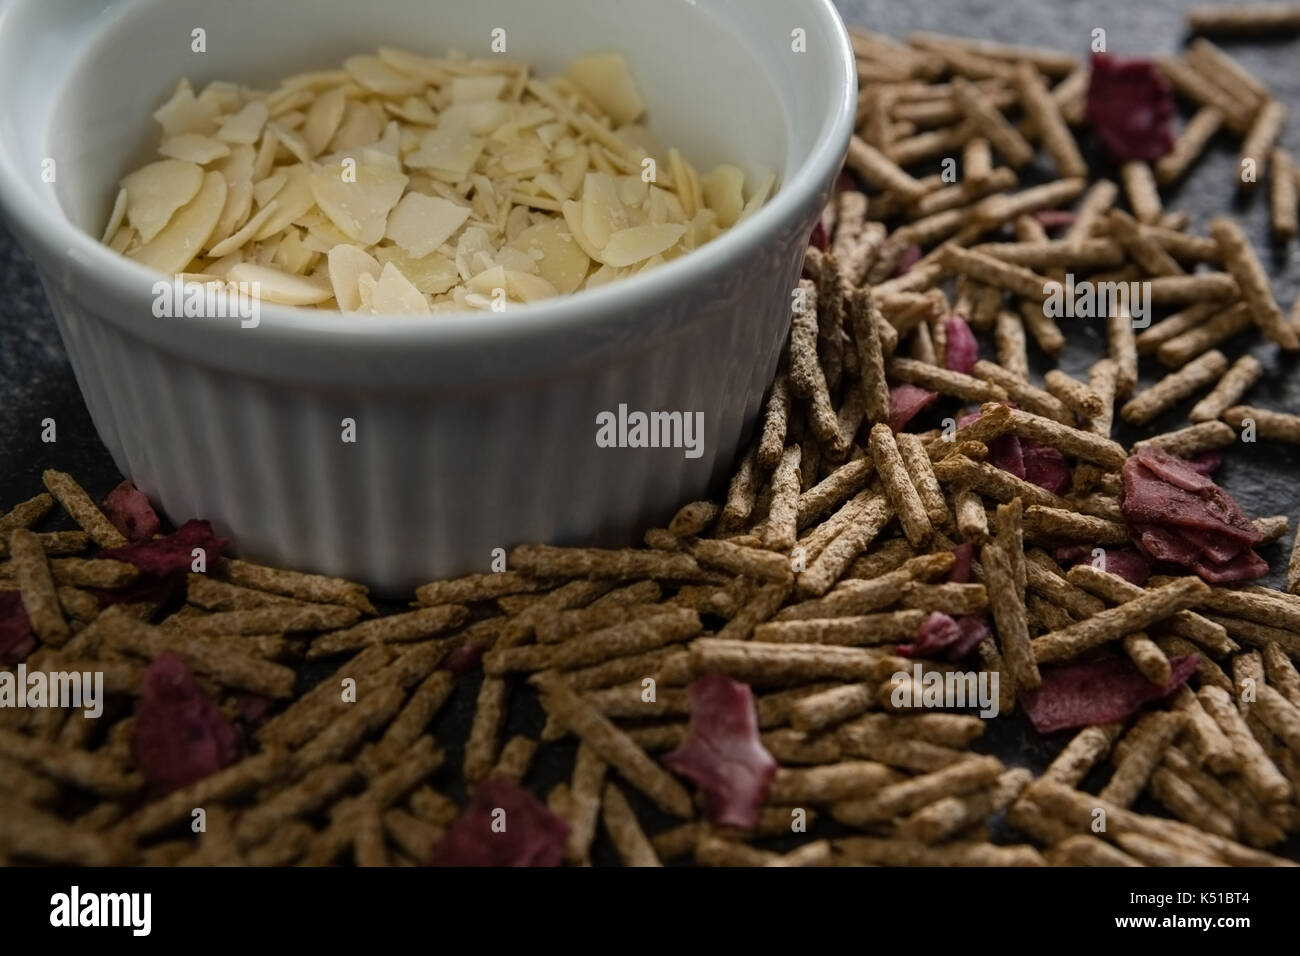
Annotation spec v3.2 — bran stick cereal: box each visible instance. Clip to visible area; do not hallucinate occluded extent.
[1213,216,1300,349]
[1189,354,1263,423]
[7,529,70,647]
[532,671,693,817]
[1032,577,1210,664]
[982,542,1039,689]
[1120,349,1229,425]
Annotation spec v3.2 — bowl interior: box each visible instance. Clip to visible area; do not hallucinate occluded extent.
[46,0,801,240]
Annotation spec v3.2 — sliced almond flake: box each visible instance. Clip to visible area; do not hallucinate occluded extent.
[309,162,408,245]
[561,199,604,260]
[126,170,227,274]
[101,188,127,243]
[252,128,280,180]
[208,198,281,257]
[206,174,252,251]
[159,133,231,165]
[439,101,511,135]
[356,270,377,311]
[251,170,288,208]
[273,228,315,275]
[498,136,548,175]
[557,146,589,197]
[667,148,698,219]
[344,55,423,97]
[535,122,566,150]
[588,146,617,177]
[405,125,485,178]
[449,74,507,104]
[281,70,352,92]
[463,291,496,311]
[701,164,745,228]
[581,172,630,249]
[635,253,666,273]
[598,222,686,267]
[738,171,777,223]
[198,80,242,113]
[369,261,431,315]
[204,250,245,279]
[503,203,532,240]
[373,246,458,295]
[504,270,558,302]
[385,192,471,258]
[507,220,590,294]
[267,121,314,166]
[328,100,385,152]
[385,95,438,126]
[616,123,666,164]
[266,87,314,118]
[121,159,204,244]
[276,110,307,130]
[217,101,269,145]
[301,87,347,155]
[493,246,540,275]
[583,262,626,289]
[153,79,221,137]
[508,190,563,213]
[682,207,718,252]
[253,165,316,240]
[377,47,452,85]
[228,262,333,305]
[617,175,649,208]
[252,236,282,266]
[566,54,646,126]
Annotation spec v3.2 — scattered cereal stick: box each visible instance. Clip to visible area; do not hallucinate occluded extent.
[1254,684,1300,756]
[1032,577,1210,664]
[753,610,927,646]
[1239,100,1287,189]
[486,608,702,674]
[1189,354,1263,423]
[217,557,374,613]
[0,493,54,536]
[1222,404,1300,444]
[1198,686,1292,803]
[720,444,762,530]
[414,570,551,606]
[1156,302,1253,367]
[0,798,121,866]
[898,767,1032,843]
[1101,712,1187,807]
[509,544,703,581]
[40,470,127,548]
[835,836,1044,866]
[982,543,1040,690]
[846,134,930,200]
[601,783,661,867]
[869,424,933,547]
[1154,107,1224,185]
[1121,349,1229,424]
[1272,147,1298,242]
[1187,5,1300,35]
[1014,62,1086,177]
[1108,308,1139,399]
[952,77,1034,167]
[531,671,693,818]
[1120,160,1162,224]
[7,529,70,647]
[694,538,792,585]
[1212,216,1300,349]
[832,755,1003,826]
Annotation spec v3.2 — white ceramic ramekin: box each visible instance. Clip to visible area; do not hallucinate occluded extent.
[0,0,855,594]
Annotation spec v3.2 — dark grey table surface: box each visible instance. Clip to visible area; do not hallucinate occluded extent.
[2,0,1298,862]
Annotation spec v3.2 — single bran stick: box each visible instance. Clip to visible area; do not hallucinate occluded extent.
[7,528,70,647]
[1100,711,1186,807]
[850,288,892,427]
[1014,62,1086,177]
[952,77,1034,167]
[1120,349,1229,425]
[1120,160,1162,224]
[1212,216,1300,350]
[1031,577,1211,663]
[761,445,802,551]
[1189,354,1263,423]
[601,783,662,867]
[1272,148,1298,242]
[982,542,1039,690]
[1239,100,1287,190]
[1155,107,1224,185]
[868,424,932,547]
